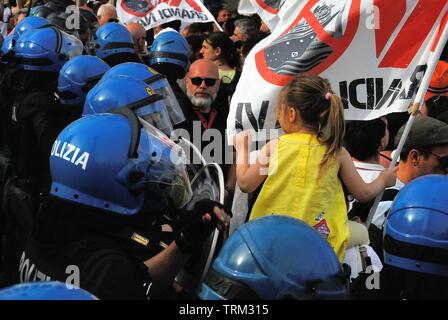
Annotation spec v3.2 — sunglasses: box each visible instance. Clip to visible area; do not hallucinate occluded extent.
[189,77,217,86]
[430,152,448,170]
[419,149,448,170]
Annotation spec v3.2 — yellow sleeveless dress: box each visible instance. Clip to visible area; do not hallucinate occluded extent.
[250,133,349,261]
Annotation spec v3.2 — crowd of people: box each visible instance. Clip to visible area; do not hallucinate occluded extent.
[0,0,446,300]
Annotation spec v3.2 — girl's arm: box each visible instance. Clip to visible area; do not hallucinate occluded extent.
[338,147,397,203]
[234,131,277,193]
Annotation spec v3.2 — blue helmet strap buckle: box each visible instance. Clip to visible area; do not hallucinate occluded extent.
[110,107,141,158]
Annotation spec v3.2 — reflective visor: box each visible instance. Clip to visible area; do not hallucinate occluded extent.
[145,76,185,125]
[137,99,174,137]
[124,93,174,137]
[139,119,193,208]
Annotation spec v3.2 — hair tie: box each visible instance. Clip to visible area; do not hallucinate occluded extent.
[325,92,332,100]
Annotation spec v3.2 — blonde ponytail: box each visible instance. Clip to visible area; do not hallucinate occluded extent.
[283,75,346,170]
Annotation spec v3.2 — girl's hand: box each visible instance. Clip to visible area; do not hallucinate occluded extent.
[380,166,398,188]
[233,131,250,151]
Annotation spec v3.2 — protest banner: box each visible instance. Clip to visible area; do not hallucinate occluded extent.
[117,0,218,30]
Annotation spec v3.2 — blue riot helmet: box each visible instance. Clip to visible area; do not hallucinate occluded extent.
[149,30,190,79]
[101,62,185,125]
[12,16,50,44]
[0,281,98,300]
[15,26,83,73]
[384,175,448,277]
[93,22,134,60]
[83,76,174,136]
[58,55,110,106]
[50,112,193,214]
[198,216,350,300]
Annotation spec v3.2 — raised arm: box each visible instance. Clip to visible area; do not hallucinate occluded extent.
[338,147,397,202]
[234,131,277,193]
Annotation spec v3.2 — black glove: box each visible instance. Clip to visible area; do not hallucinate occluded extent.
[175,200,226,254]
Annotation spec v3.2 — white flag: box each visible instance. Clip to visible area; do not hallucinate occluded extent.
[116,0,218,30]
[228,0,448,141]
[238,0,289,31]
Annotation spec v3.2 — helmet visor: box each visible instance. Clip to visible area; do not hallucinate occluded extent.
[148,77,185,125]
[133,98,174,137]
[60,29,84,59]
[139,119,193,208]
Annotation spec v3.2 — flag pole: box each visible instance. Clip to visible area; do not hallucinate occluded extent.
[214,20,223,32]
[365,15,448,229]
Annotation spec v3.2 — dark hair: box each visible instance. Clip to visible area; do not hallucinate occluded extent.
[213,6,229,18]
[282,75,345,168]
[241,31,268,57]
[437,110,448,124]
[234,18,259,38]
[186,22,214,36]
[400,148,432,163]
[344,118,387,161]
[205,31,240,69]
[160,20,181,32]
[186,34,204,63]
[426,95,448,118]
[384,112,409,150]
[441,41,448,62]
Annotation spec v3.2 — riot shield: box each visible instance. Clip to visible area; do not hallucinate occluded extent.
[174,163,225,299]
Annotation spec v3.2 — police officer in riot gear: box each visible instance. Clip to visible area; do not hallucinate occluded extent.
[19,111,229,299]
[84,75,178,137]
[0,26,82,286]
[57,54,110,127]
[100,62,186,127]
[381,175,448,299]
[93,22,143,67]
[148,30,190,109]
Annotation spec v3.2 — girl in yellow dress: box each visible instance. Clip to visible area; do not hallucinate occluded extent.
[234,75,397,261]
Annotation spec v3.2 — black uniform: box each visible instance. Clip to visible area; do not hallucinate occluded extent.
[0,70,59,286]
[20,196,163,299]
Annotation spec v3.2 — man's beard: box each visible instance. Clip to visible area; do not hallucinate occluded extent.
[186,91,217,111]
